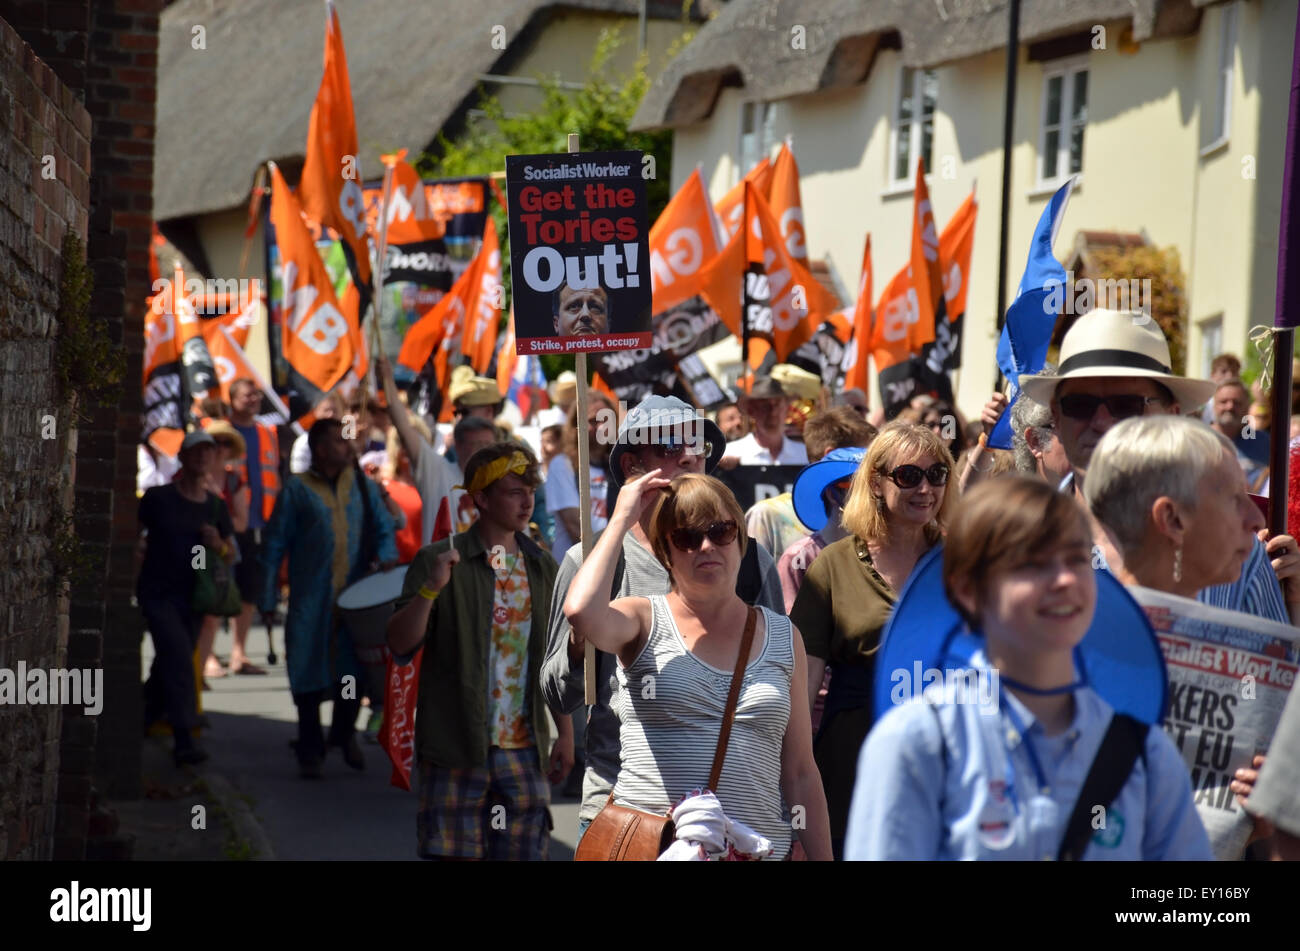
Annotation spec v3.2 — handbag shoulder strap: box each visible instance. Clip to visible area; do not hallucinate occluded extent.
[1057,713,1148,861]
[707,606,758,792]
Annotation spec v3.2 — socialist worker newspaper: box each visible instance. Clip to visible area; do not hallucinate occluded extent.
[1129,586,1300,860]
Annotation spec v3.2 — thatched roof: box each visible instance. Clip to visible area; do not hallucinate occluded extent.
[155,0,695,221]
[632,0,1223,131]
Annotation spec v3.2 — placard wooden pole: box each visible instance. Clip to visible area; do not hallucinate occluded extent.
[567,131,598,706]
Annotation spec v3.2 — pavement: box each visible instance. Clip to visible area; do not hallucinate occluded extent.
[114,620,582,861]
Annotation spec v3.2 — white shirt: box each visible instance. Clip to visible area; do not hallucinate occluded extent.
[545,454,609,554]
[414,440,474,541]
[724,432,808,466]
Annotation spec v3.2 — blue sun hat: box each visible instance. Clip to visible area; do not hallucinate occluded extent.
[791,447,867,532]
[872,546,1168,725]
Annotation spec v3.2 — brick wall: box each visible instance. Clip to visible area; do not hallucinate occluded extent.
[0,0,162,859]
[0,13,91,862]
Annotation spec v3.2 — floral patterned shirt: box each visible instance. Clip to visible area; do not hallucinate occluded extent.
[488,552,533,748]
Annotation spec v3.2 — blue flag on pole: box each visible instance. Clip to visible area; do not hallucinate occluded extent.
[988,177,1075,450]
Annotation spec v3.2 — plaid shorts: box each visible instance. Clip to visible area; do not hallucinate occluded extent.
[416,747,551,860]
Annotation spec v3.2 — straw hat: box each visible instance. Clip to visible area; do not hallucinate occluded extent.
[548,370,578,405]
[771,363,822,402]
[449,365,502,407]
[1019,309,1216,410]
[203,420,247,457]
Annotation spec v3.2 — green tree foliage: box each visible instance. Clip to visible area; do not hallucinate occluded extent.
[417,28,681,381]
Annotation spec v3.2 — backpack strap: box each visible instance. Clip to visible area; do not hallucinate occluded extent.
[1057,713,1149,861]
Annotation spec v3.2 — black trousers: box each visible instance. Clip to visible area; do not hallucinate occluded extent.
[292,682,361,760]
[141,595,200,749]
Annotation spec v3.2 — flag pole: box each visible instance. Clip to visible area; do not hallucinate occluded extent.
[568,131,598,706]
[993,0,1020,393]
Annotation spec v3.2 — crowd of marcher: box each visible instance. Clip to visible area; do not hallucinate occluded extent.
[135,306,1300,860]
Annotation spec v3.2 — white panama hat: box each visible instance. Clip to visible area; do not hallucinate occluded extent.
[1019,308,1216,410]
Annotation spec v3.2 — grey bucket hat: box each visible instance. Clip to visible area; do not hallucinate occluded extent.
[607,395,726,488]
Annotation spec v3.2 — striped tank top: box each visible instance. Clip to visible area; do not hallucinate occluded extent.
[611,595,794,859]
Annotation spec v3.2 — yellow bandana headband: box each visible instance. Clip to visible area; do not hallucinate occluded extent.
[461,450,530,494]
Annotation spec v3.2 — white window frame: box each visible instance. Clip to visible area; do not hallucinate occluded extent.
[737,101,777,184]
[888,66,937,188]
[1037,57,1089,189]
[1203,2,1238,155]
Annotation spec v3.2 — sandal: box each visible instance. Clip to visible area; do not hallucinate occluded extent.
[231,662,267,676]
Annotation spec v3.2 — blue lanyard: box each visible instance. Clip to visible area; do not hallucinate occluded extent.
[998,684,1051,803]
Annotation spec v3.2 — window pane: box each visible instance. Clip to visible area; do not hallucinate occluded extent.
[1043,128,1060,180]
[1069,123,1084,173]
[1071,70,1088,124]
[761,102,777,155]
[1045,75,1062,127]
[921,69,938,117]
[921,114,934,172]
[895,121,912,181]
[898,67,914,122]
[741,101,756,135]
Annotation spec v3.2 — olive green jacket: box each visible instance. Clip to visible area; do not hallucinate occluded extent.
[397,525,557,768]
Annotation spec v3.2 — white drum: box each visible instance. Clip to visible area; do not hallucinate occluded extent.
[337,565,409,669]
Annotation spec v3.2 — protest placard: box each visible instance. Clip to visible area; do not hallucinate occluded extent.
[505,150,651,355]
[716,464,804,512]
[1129,585,1300,860]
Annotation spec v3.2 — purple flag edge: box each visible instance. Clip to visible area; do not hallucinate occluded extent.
[1275,7,1300,329]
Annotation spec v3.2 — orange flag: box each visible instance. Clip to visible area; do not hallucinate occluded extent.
[698,181,836,369]
[714,156,773,242]
[768,141,807,266]
[939,188,977,325]
[205,324,262,404]
[496,307,517,398]
[460,217,504,374]
[870,262,917,414]
[363,157,483,245]
[269,162,356,399]
[298,0,371,287]
[906,159,944,354]
[648,168,726,315]
[591,371,617,403]
[843,235,873,394]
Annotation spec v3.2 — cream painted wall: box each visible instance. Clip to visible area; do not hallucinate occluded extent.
[195,208,272,379]
[672,2,1297,418]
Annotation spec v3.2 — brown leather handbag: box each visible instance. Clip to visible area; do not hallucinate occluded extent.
[574,607,758,861]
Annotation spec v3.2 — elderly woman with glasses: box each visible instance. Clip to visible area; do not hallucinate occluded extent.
[789,421,956,858]
[565,471,832,860]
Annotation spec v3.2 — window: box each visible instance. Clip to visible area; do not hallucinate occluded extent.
[891,67,937,184]
[1039,62,1088,185]
[1200,316,1224,380]
[738,101,777,181]
[1210,3,1238,146]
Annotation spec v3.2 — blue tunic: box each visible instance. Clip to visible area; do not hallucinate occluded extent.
[259,466,397,694]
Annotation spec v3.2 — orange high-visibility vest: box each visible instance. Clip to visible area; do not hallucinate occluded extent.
[237,422,280,523]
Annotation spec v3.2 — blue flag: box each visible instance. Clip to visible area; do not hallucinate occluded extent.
[988,178,1075,449]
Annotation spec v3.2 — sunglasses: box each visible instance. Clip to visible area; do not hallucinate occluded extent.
[885,463,949,489]
[669,520,738,552]
[647,439,711,460]
[1057,393,1167,421]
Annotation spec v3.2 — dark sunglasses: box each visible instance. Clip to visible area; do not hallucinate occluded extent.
[647,439,711,460]
[885,463,949,489]
[1058,393,1166,421]
[669,520,738,552]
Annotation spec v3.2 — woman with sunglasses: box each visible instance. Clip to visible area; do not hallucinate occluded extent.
[789,422,956,858]
[564,471,832,860]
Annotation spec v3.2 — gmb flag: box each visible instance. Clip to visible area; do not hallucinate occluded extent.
[268,161,356,416]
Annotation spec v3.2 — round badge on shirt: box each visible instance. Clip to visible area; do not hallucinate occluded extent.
[977,780,1017,851]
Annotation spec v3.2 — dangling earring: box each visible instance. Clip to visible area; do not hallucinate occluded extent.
[1173,546,1183,584]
